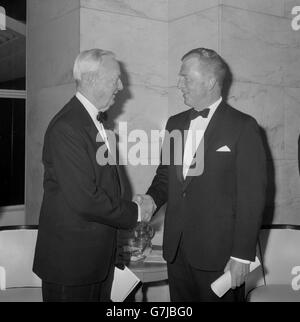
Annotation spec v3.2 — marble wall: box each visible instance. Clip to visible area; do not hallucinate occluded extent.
[26,0,300,301]
[220,2,300,224]
[26,0,80,224]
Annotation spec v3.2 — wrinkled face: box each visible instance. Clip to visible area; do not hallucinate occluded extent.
[93,56,123,111]
[177,56,211,108]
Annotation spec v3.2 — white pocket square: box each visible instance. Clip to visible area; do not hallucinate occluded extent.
[216,145,231,152]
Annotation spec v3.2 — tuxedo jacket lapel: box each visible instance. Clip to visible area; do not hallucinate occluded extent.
[203,102,227,155]
[102,125,125,196]
[174,111,191,184]
[71,96,122,196]
[85,121,124,196]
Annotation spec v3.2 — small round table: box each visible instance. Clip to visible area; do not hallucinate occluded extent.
[128,246,168,302]
[129,260,168,283]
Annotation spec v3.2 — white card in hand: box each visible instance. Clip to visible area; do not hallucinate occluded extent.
[111,266,140,302]
[211,257,261,298]
[0,266,6,290]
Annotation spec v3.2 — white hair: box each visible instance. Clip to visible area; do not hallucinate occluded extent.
[73,49,115,87]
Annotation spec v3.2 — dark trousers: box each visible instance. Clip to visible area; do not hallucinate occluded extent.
[42,266,115,302]
[167,241,245,302]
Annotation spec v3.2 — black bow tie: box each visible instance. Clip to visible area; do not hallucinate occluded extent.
[96,111,107,123]
[190,108,210,120]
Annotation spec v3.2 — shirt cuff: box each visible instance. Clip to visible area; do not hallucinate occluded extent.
[148,195,157,213]
[133,201,141,222]
[230,256,251,264]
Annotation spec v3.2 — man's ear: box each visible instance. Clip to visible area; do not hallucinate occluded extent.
[208,77,217,91]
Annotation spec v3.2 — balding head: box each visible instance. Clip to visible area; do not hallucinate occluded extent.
[73,49,117,88]
[182,48,227,88]
[178,48,227,108]
[73,49,123,111]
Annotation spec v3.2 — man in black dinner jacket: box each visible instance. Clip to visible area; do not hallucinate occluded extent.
[137,48,267,302]
[33,49,145,302]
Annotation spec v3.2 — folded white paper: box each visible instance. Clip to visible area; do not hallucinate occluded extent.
[111,266,140,302]
[211,257,261,298]
[0,266,6,290]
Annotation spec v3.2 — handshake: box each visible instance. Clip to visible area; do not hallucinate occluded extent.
[133,194,157,223]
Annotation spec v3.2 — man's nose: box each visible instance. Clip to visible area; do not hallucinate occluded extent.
[177,77,183,89]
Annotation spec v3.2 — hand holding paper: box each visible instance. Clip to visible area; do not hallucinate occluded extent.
[224,258,250,289]
[211,257,261,298]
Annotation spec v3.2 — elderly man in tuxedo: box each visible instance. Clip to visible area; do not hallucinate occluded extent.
[136,48,267,302]
[33,49,147,302]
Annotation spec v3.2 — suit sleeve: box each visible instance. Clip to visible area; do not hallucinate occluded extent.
[49,121,138,230]
[231,118,267,261]
[146,120,171,210]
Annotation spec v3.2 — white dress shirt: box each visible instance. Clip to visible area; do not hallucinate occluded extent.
[76,92,141,222]
[76,92,111,152]
[183,97,250,265]
[183,97,222,179]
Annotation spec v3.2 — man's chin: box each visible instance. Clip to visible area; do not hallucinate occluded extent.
[102,100,114,112]
[183,98,193,108]
[101,106,111,113]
